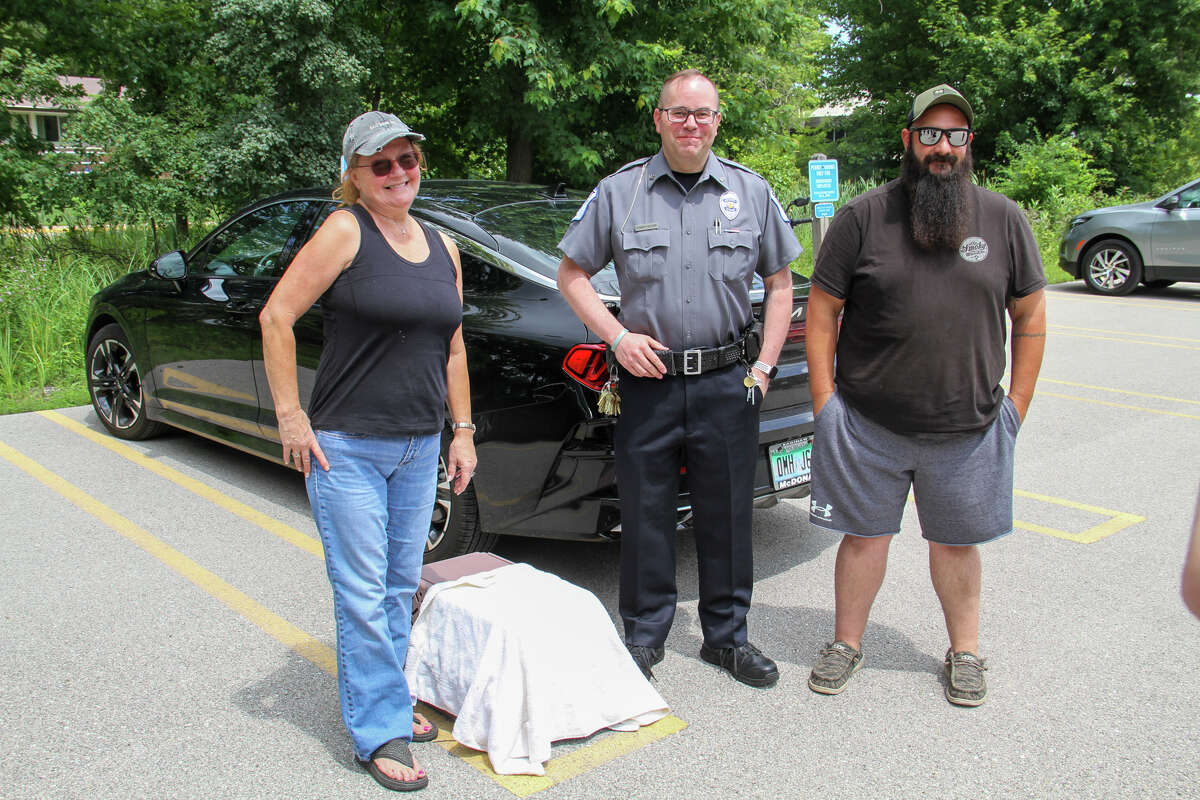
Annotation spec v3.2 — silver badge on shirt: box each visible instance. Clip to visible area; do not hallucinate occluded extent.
[719,191,740,221]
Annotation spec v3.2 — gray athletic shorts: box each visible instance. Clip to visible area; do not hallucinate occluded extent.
[808,392,1022,545]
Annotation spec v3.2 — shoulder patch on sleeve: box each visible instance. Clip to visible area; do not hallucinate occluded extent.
[572,188,598,222]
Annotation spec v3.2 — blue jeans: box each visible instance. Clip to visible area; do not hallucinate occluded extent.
[306,430,439,760]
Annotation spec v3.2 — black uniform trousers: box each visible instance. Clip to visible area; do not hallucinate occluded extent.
[614,363,759,650]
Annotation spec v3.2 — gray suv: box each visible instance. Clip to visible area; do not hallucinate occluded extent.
[1060,178,1200,295]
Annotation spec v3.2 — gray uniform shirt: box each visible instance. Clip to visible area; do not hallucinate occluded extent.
[558,151,802,351]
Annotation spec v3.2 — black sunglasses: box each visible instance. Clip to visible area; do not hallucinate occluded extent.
[910,127,971,147]
[357,152,420,177]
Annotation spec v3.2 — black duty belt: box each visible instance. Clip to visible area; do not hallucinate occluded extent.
[655,340,746,376]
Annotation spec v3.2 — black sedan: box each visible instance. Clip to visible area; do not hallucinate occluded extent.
[85,180,815,561]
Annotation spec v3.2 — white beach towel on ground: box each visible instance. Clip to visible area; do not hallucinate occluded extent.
[405,562,669,775]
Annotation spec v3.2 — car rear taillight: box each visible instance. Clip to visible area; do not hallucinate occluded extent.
[786,318,806,344]
[562,344,610,391]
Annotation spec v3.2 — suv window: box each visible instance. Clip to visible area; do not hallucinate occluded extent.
[1179,184,1200,210]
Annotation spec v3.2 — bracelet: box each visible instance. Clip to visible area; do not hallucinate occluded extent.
[611,328,630,351]
[451,421,476,433]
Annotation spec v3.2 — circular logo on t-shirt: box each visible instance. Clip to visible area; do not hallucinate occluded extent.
[959,236,989,262]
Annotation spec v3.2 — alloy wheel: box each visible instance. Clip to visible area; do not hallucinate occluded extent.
[89,336,145,431]
[428,457,453,552]
[1087,247,1131,291]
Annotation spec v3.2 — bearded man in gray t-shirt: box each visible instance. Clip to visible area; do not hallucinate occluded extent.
[805,84,1047,706]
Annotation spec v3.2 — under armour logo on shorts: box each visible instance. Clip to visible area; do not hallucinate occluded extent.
[810,500,833,520]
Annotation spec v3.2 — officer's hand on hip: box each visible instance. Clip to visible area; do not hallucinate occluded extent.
[751,367,771,396]
[615,332,668,378]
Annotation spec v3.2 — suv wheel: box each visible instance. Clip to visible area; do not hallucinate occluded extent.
[86,323,166,440]
[1082,239,1142,295]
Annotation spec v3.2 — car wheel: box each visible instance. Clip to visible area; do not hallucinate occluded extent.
[425,444,497,563]
[86,323,166,440]
[1143,280,1176,289]
[1081,239,1142,295]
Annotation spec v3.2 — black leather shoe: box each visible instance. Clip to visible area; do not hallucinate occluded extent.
[626,644,665,680]
[699,642,779,688]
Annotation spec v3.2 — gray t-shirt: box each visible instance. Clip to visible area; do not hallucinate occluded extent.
[558,150,802,351]
[813,178,1046,433]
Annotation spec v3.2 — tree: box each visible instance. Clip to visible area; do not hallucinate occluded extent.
[375,0,827,187]
[817,0,1200,191]
[0,46,83,224]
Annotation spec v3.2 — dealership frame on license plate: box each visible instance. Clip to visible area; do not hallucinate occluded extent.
[769,435,813,490]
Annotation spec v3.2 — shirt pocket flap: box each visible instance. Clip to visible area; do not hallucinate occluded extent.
[707,229,756,251]
[622,229,671,252]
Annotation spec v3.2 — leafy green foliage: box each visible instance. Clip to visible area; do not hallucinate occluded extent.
[819,0,1200,191]
[991,133,1108,208]
[383,0,825,186]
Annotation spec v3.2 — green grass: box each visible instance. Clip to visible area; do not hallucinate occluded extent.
[0,225,197,416]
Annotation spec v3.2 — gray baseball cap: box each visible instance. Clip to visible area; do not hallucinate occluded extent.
[341,111,425,167]
[908,84,974,127]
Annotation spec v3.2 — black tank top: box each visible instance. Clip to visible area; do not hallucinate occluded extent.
[308,204,462,436]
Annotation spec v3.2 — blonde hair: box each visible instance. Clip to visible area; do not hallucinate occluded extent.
[333,141,425,207]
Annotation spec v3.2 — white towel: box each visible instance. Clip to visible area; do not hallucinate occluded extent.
[405,562,669,775]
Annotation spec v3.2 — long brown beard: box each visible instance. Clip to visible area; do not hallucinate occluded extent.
[902,141,974,251]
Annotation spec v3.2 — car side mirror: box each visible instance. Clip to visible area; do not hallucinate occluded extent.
[150,250,187,280]
[1157,195,1180,211]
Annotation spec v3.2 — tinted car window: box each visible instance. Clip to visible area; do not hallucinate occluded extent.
[461,251,523,293]
[193,201,313,278]
[475,202,618,285]
[1179,184,1200,209]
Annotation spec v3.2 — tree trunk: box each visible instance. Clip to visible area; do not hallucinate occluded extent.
[506,126,533,183]
[174,209,188,248]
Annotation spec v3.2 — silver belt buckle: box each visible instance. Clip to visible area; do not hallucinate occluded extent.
[682,348,702,375]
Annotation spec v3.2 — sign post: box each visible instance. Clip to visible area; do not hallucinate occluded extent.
[807,155,839,259]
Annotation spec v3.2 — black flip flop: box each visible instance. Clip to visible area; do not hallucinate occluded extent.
[356,738,428,792]
[411,713,439,743]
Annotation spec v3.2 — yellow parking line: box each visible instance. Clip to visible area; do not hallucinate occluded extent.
[1036,379,1200,407]
[419,705,687,797]
[1048,293,1198,310]
[1013,490,1145,543]
[0,439,337,673]
[1035,391,1200,420]
[34,412,687,794]
[1047,324,1200,344]
[1047,331,1200,351]
[37,410,323,557]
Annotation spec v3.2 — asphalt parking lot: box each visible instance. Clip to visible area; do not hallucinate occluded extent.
[2,282,1198,799]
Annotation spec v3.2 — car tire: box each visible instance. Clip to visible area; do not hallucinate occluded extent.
[86,323,166,440]
[425,438,497,563]
[1143,279,1176,289]
[1081,239,1142,295]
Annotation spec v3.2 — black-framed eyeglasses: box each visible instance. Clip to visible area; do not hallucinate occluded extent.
[658,106,719,125]
[910,127,971,147]
[356,152,420,177]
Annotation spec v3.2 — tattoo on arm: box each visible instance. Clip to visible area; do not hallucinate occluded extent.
[1013,332,1046,339]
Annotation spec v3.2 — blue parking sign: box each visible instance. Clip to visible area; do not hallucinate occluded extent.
[814,202,835,219]
[808,159,840,203]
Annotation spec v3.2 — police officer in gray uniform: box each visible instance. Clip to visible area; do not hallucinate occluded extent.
[557,69,800,687]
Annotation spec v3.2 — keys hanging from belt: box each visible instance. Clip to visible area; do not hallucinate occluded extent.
[598,347,621,416]
[744,367,758,405]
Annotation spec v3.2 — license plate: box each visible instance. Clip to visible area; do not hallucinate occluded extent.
[768,436,813,490]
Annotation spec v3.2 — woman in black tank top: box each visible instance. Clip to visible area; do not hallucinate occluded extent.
[260,112,475,793]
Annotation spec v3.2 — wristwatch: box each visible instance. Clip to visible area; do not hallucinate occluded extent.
[752,360,778,380]
[451,421,477,433]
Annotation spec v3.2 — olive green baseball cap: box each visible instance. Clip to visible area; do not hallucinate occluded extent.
[908,84,974,127]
